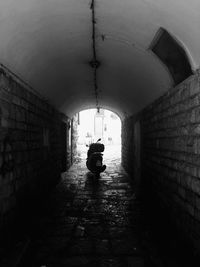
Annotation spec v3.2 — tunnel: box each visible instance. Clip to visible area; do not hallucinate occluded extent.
[0,0,200,266]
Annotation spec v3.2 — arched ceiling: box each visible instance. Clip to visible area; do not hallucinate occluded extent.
[0,0,199,118]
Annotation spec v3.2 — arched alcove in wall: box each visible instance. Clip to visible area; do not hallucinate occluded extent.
[150,27,194,86]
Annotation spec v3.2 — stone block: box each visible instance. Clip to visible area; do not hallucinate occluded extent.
[0,183,14,198]
[193,125,200,135]
[186,202,195,216]
[178,187,186,199]
[3,167,14,179]
[190,76,200,96]
[180,85,190,101]
[190,166,198,177]
[16,122,27,130]
[195,109,200,124]
[196,196,200,210]
[11,80,19,95]
[189,95,200,109]
[179,174,190,190]
[12,141,27,151]
[18,107,26,122]
[190,109,196,123]
[0,99,10,118]
[195,209,200,222]
[20,99,29,110]
[9,104,16,120]
[1,117,9,128]
[17,86,26,99]
[0,174,2,186]
[185,189,196,206]
[0,91,13,107]
[191,178,200,194]
[194,139,200,154]
[127,257,144,267]
[15,178,25,192]
[2,196,16,213]
[0,73,10,91]
[12,95,21,106]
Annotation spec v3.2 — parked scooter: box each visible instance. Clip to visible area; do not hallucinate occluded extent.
[86,138,106,176]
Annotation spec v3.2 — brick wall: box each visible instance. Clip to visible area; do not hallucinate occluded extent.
[122,116,135,176]
[71,114,79,161]
[122,115,141,190]
[0,65,71,229]
[122,70,200,252]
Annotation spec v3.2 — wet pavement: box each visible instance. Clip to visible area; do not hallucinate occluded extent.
[17,145,160,267]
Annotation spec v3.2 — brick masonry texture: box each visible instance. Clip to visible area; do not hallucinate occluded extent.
[122,70,200,253]
[0,66,71,230]
[122,116,134,176]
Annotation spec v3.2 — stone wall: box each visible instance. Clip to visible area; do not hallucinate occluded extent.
[122,115,141,188]
[0,65,70,229]
[71,114,79,161]
[122,116,135,176]
[122,70,200,252]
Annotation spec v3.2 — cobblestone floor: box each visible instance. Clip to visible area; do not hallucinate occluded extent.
[18,146,159,267]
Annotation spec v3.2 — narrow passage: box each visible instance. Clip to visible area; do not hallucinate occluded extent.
[19,147,158,267]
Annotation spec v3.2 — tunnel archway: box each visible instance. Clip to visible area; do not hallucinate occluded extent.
[0,1,200,261]
[74,108,122,165]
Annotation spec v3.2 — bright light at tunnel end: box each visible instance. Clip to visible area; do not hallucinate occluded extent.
[77,108,121,147]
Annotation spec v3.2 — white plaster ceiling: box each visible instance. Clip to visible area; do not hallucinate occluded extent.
[0,0,199,118]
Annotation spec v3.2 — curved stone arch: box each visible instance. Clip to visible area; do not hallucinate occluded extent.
[176,38,197,72]
[167,29,197,72]
[76,108,122,147]
[149,27,194,86]
[74,106,123,122]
